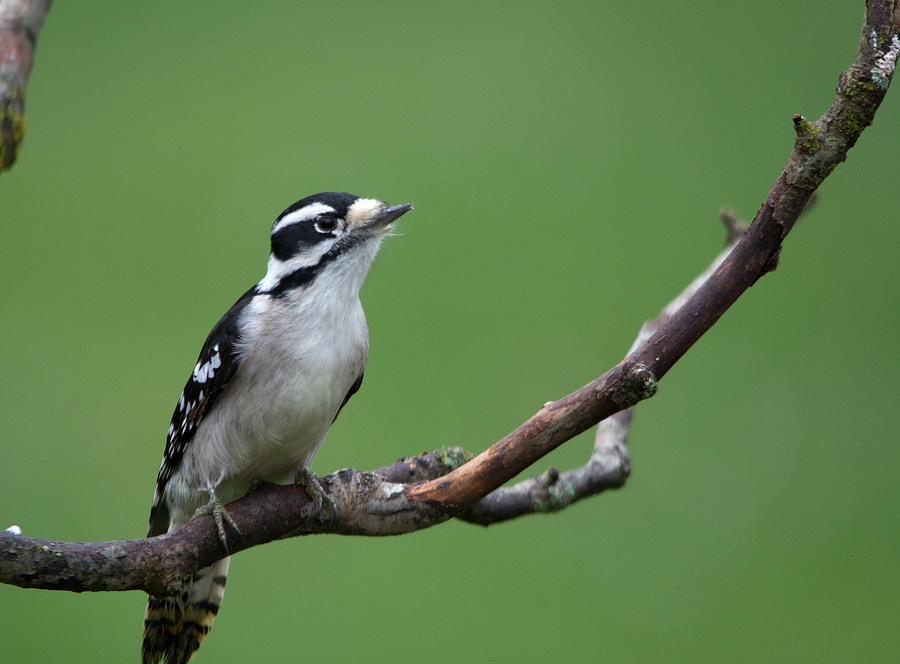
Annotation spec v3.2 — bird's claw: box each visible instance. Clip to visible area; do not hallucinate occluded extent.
[294,468,336,523]
[193,484,241,553]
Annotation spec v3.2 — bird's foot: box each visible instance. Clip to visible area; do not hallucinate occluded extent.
[294,468,336,522]
[194,481,241,553]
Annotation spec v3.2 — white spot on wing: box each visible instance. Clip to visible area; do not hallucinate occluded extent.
[192,352,220,384]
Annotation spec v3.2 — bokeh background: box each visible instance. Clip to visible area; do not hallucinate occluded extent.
[1,1,897,662]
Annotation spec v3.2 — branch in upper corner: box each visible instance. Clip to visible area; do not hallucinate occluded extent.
[0,0,52,171]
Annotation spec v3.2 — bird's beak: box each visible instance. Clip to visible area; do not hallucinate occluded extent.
[371,203,413,229]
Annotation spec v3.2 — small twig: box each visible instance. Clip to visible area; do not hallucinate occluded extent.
[718,208,748,243]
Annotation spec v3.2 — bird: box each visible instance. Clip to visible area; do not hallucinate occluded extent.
[141,192,412,664]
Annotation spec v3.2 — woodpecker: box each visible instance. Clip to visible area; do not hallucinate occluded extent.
[141,192,412,664]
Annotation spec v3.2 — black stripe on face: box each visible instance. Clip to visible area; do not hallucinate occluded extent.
[270,216,337,261]
[268,234,361,297]
[267,259,327,297]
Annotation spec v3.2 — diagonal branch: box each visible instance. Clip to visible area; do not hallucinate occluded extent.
[404,0,899,506]
[1,1,897,598]
[457,206,754,526]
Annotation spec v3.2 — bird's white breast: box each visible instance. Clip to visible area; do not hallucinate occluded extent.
[166,283,369,519]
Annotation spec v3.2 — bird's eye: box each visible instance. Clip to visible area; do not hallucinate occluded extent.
[314,216,338,233]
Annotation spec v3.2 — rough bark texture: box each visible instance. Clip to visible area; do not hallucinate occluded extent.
[0,0,50,170]
[1,1,897,599]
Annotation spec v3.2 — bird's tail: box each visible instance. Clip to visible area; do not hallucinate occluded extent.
[142,557,230,664]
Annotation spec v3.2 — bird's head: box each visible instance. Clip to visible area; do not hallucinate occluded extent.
[258,192,412,296]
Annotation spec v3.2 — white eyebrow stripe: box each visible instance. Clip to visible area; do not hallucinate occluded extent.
[272,202,335,234]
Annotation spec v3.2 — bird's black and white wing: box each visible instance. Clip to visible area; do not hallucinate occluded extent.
[147,286,257,536]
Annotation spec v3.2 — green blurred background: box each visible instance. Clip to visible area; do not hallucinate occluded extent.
[1,1,897,662]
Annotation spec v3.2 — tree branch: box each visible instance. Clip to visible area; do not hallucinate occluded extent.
[0,0,51,171]
[2,1,897,597]
[404,0,899,506]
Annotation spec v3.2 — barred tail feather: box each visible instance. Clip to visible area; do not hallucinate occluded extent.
[142,557,230,664]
